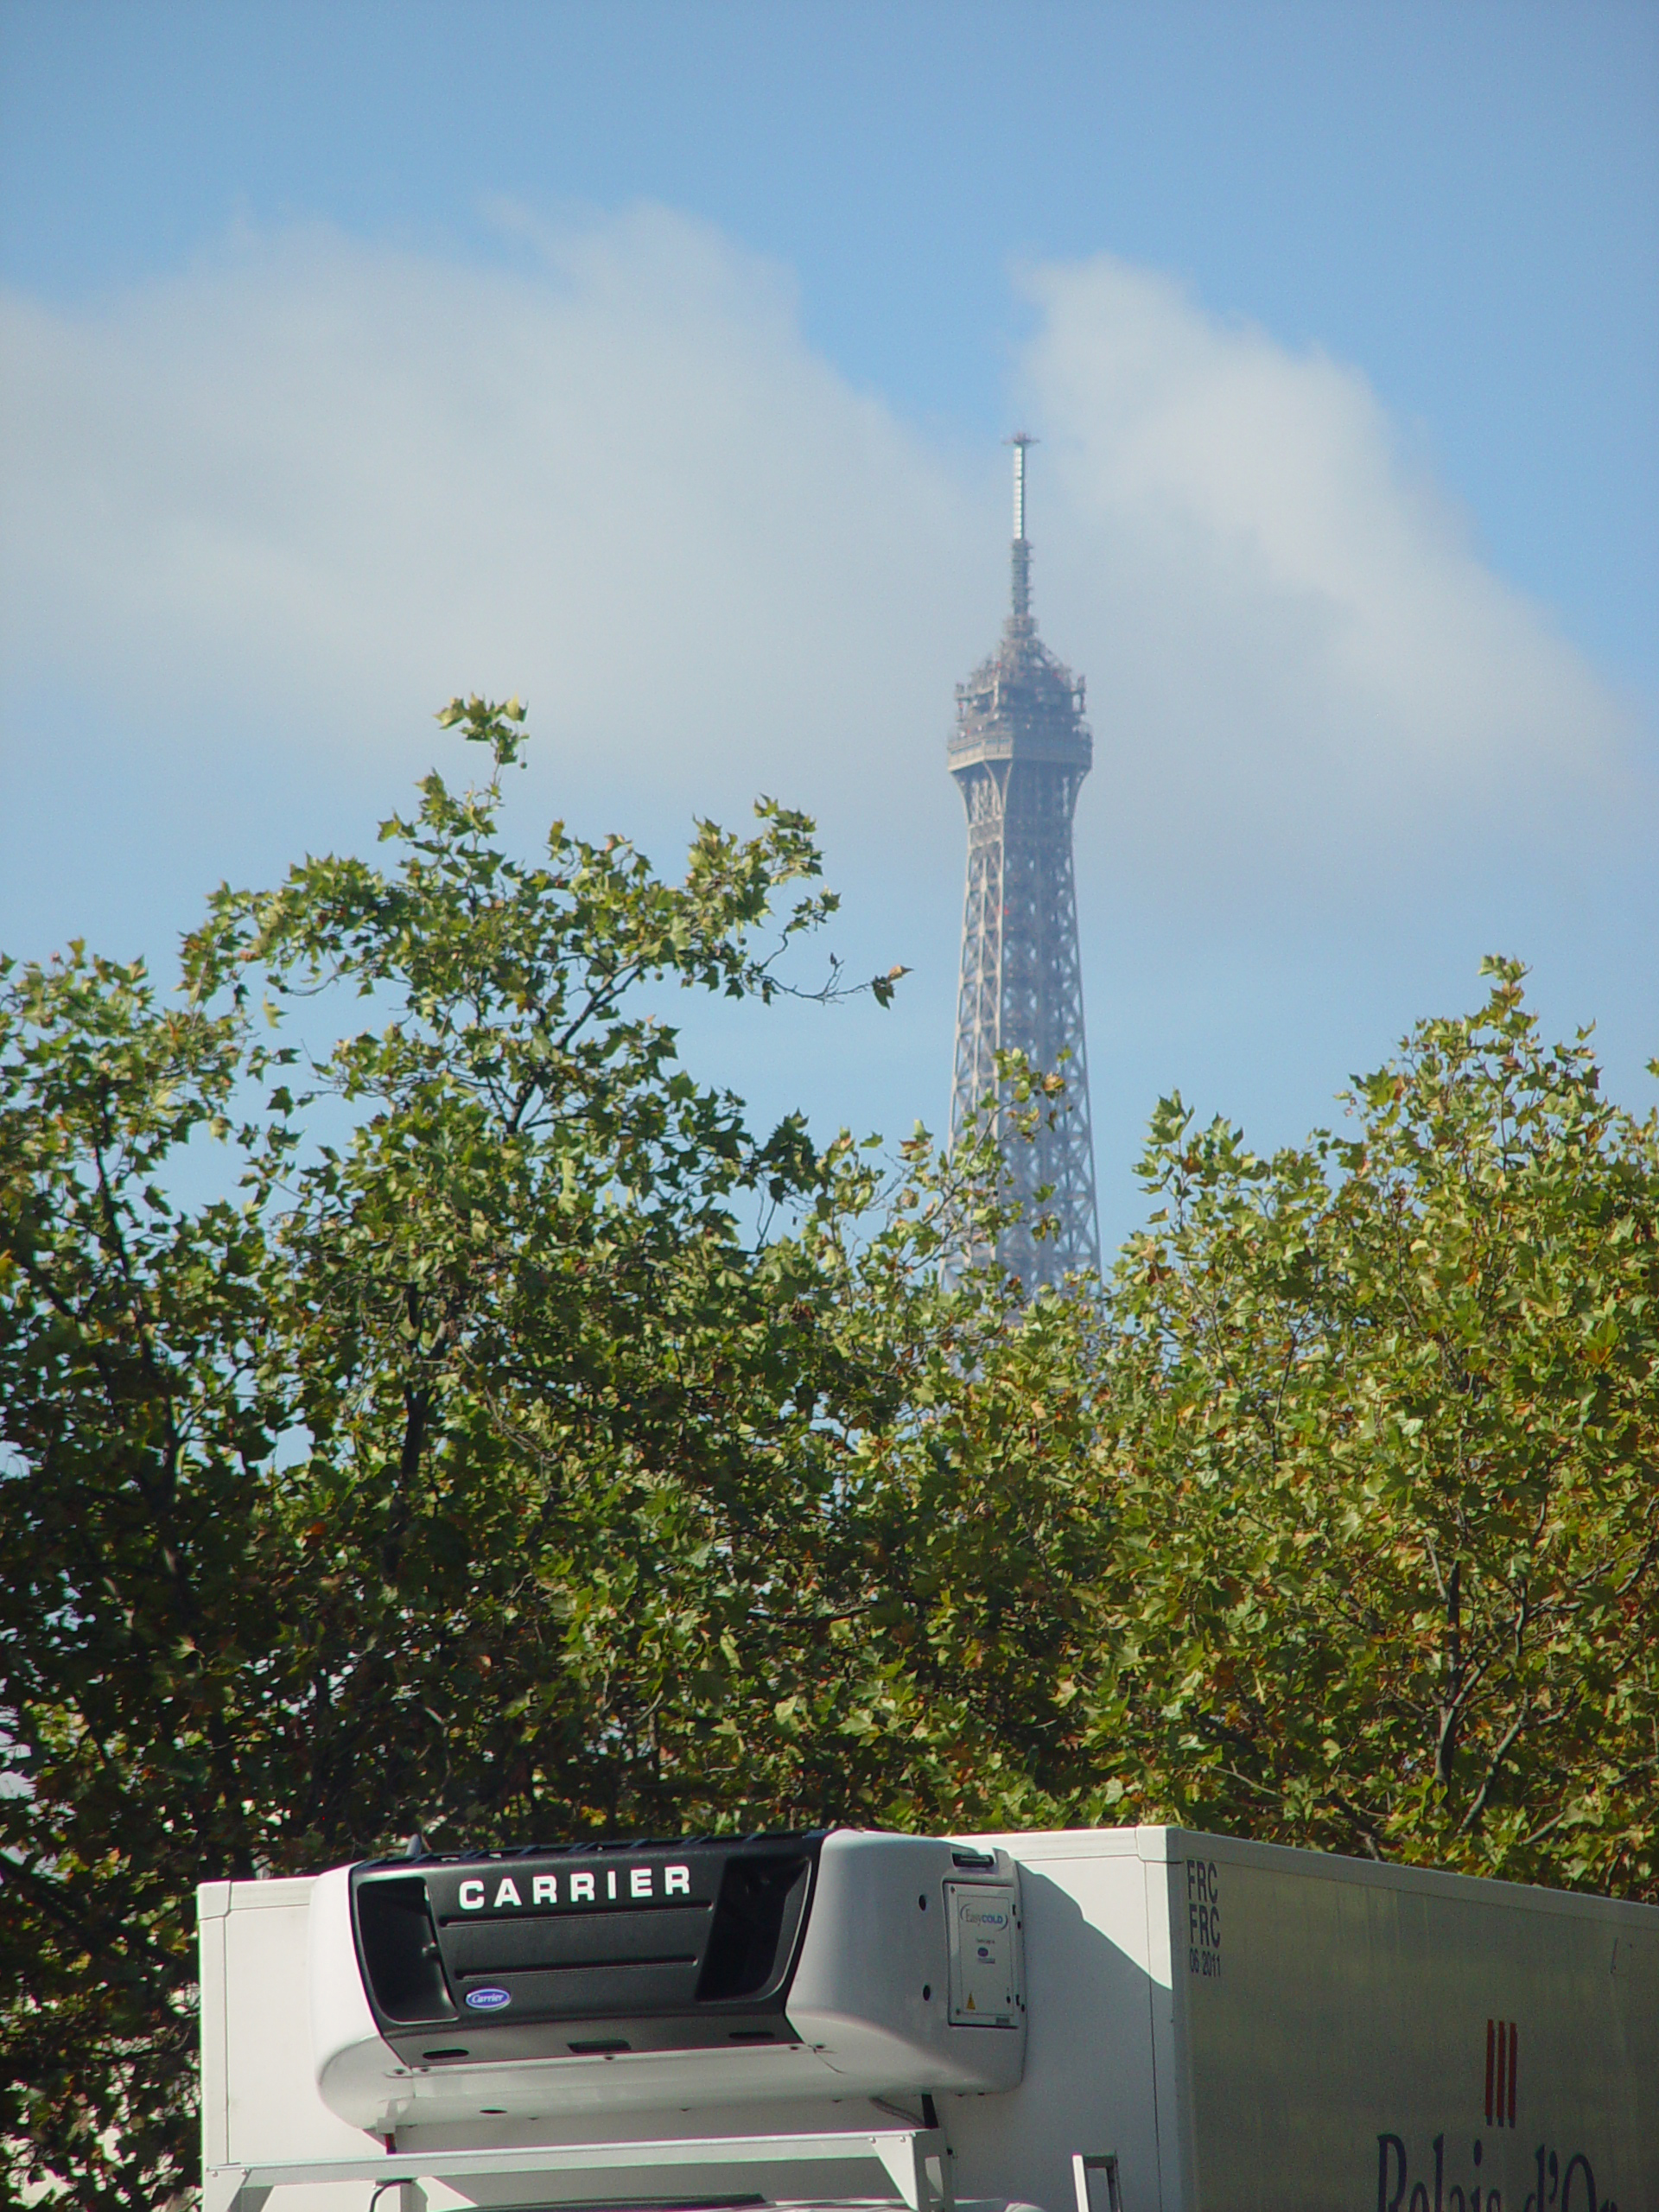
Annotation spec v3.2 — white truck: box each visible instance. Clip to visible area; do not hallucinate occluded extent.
[197,1823,1656,2212]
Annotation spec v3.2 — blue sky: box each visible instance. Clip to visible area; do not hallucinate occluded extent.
[3,1,1656,1250]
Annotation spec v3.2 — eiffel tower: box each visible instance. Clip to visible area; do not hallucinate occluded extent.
[948,436,1101,1285]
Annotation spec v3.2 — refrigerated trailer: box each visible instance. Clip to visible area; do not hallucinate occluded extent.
[197,1824,1657,2212]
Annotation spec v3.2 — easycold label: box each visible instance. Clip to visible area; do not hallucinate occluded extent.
[945,1880,1022,2028]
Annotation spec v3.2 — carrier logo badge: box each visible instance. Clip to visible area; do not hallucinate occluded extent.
[466,1986,512,2011]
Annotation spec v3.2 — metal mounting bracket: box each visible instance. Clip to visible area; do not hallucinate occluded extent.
[203,2122,952,2212]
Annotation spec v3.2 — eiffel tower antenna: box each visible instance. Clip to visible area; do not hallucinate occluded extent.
[947,436,1101,1285]
[1007,430,1036,622]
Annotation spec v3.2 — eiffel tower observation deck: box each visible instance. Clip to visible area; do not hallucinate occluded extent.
[948,435,1102,1286]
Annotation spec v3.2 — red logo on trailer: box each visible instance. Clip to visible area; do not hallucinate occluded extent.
[1484,2018,1518,2127]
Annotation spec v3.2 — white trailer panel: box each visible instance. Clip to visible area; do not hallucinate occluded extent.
[947,1828,1655,2212]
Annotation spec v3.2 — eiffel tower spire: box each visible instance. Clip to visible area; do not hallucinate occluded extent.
[948,437,1101,1285]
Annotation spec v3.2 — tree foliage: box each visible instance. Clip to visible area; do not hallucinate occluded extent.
[3,703,1655,2206]
[1077,963,1659,1884]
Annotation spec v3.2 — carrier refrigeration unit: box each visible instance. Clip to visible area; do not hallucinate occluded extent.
[198,1823,1657,2212]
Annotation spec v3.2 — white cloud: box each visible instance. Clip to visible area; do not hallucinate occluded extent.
[1,213,1645,928]
[1017,253,1644,900]
[0,209,982,856]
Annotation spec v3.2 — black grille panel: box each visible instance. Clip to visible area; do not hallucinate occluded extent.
[446,1903,710,1977]
[349,1833,822,2064]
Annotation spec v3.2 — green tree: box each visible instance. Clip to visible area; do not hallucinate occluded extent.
[0,702,932,2206]
[1075,961,1659,1890]
[5,695,1654,2207]
[0,944,285,2200]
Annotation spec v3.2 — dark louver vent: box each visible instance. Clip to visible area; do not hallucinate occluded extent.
[355,1874,455,2023]
[697,1853,811,2001]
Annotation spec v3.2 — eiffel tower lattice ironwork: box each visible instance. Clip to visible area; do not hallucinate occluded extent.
[948,435,1101,1286]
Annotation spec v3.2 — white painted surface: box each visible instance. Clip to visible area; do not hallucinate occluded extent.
[198,1873,386,2212]
[199,1826,1659,2212]
[944,1830,1167,2212]
[787,1833,1027,2094]
[1158,1827,1657,2212]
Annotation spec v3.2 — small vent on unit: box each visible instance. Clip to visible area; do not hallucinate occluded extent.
[696,1853,811,2002]
[356,1876,455,2023]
